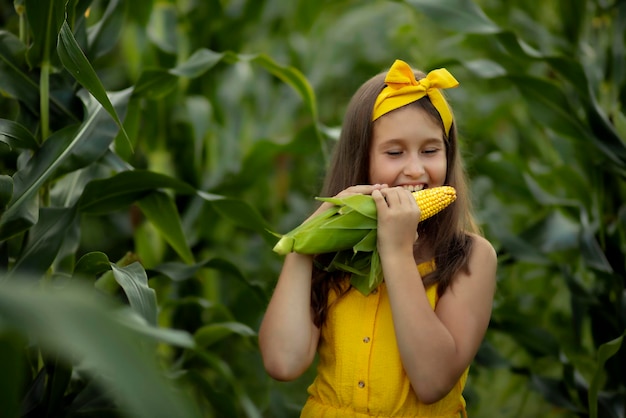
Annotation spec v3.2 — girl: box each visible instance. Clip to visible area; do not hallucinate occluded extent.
[259,59,497,417]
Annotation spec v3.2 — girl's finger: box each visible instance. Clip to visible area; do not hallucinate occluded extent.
[380,187,405,207]
[402,187,417,206]
[336,184,388,198]
[371,189,388,209]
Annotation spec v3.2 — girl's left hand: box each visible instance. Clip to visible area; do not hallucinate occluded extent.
[371,187,421,255]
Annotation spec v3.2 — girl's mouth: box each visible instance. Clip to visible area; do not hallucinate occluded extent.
[401,184,425,192]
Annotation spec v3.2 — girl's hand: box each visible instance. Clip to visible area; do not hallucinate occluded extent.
[306,184,388,221]
[372,187,420,255]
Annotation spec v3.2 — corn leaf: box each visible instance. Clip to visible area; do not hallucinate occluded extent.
[78,170,196,214]
[152,257,267,303]
[346,250,383,295]
[111,262,158,327]
[74,251,113,279]
[57,21,132,154]
[0,88,132,240]
[147,3,178,54]
[0,119,38,150]
[588,333,625,418]
[0,332,24,417]
[86,0,125,60]
[353,230,378,252]
[321,209,377,230]
[137,191,195,265]
[195,322,256,349]
[0,175,12,210]
[25,0,64,66]
[317,194,377,219]
[0,31,40,115]
[8,207,78,278]
[0,279,199,418]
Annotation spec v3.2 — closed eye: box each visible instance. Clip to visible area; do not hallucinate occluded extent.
[385,150,403,156]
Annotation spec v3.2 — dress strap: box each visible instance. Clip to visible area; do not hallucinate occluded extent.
[417,259,436,277]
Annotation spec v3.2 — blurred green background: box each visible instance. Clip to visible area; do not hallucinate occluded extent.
[0,0,624,417]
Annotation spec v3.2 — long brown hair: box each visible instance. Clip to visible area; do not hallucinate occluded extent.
[310,69,478,328]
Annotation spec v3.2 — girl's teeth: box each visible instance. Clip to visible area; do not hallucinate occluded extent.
[403,185,424,192]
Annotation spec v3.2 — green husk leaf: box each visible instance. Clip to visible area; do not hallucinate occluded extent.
[316,194,377,219]
[348,250,383,295]
[353,229,377,252]
[329,259,369,276]
[323,249,383,295]
[271,206,340,255]
[320,208,377,230]
[272,236,296,255]
[292,228,368,255]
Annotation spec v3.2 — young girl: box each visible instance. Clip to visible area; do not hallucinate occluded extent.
[259,59,497,417]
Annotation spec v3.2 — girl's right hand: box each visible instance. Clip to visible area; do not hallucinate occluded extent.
[306,184,388,221]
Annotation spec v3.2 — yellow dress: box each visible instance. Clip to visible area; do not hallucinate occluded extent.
[301,261,468,418]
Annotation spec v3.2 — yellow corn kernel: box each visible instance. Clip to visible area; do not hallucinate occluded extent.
[413,186,456,221]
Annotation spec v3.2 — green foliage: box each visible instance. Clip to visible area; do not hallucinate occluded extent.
[0,0,624,417]
[0,278,199,418]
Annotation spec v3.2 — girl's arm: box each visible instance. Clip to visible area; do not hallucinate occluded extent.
[258,251,320,381]
[259,184,386,381]
[372,187,497,404]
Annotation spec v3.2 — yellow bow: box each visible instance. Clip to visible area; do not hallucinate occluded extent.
[372,60,459,135]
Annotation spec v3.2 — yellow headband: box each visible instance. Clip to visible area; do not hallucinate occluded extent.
[372,60,459,135]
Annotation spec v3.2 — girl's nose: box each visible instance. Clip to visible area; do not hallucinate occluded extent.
[403,154,424,178]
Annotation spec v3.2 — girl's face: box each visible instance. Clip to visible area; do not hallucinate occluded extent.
[369,105,447,191]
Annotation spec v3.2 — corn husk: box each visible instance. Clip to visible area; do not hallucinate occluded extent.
[272,186,456,294]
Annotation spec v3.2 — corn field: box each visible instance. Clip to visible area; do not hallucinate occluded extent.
[0,0,624,417]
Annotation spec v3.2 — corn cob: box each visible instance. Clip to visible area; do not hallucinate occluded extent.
[271,186,456,295]
[411,186,457,221]
[272,186,456,255]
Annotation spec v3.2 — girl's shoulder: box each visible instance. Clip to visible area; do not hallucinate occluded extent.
[464,232,497,281]
[437,233,496,308]
[467,233,496,258]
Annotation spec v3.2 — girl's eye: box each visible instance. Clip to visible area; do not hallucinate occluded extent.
[386,150,402,156]
[423,148,440,154]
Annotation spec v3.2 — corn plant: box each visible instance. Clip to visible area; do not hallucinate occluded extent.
[0,0,304,416]
[1,0,624,417]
